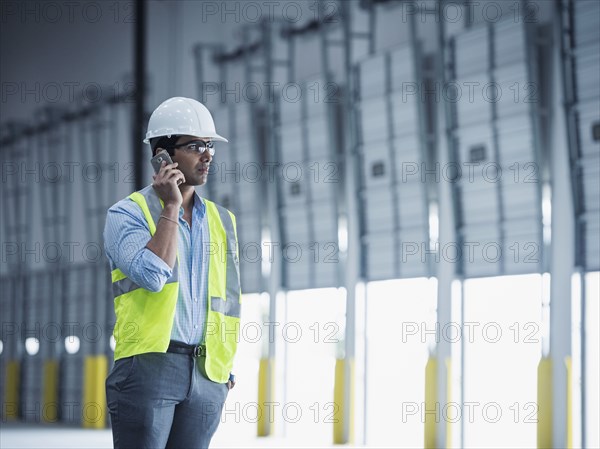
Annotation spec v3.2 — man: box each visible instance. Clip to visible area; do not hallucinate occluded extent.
[104,97,241,448]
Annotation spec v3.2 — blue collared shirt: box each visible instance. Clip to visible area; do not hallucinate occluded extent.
[103,189,209,345]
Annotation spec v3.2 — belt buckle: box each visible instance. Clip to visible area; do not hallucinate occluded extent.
[193,345,204,358]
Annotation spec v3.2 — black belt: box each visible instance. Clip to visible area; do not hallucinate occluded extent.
[167,340,206,358]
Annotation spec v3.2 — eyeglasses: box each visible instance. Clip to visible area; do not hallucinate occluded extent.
[172,139,215,156]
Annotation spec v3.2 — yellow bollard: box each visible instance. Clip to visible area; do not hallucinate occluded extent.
[83,355,108,429]
[537,357,553,449]
[257,357,274,437]
[42,359,59,422]
[333,357,354,444]
[4,360,20,420]
[424,356,438,449]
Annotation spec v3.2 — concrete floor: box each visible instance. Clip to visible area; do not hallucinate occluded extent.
[0,423,348,448]
[1,425,113,449]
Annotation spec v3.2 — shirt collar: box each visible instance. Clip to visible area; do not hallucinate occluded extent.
[148,184,206,219]
[192,190,206,218]
[177,195,204,218]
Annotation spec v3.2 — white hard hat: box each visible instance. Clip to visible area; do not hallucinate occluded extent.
[143,97,228,144]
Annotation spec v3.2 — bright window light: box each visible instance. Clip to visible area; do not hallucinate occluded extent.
[25,337,39,356]
[283,287,346,446]
[64,336,80,354]
[365,277,436,448]
[585,272,599,449]
[463,274,542,449]
[338,215,348,253]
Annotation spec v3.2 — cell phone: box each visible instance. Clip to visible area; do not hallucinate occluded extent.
[151,149,174,174]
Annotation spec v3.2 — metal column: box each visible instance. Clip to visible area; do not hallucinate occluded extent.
[133,0,146,191]
[547,3,576,447]
[432,4,459,447]
[336,0,374,444]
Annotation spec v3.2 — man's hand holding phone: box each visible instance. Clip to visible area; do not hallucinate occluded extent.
[151,150,185,207]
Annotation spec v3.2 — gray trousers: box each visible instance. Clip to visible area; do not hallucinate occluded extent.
[106,352,229,449]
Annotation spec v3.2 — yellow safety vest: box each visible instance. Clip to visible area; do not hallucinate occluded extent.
[110,185,241,383]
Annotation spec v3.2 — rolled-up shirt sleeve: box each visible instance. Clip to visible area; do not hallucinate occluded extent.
[104,199,173,293]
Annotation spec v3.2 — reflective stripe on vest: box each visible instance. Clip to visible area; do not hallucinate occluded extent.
[110,185,241,383]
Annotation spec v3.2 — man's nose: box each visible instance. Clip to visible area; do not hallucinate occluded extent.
[200,150,212,163]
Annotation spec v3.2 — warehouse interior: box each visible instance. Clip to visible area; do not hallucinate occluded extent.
[0,0,599,448]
